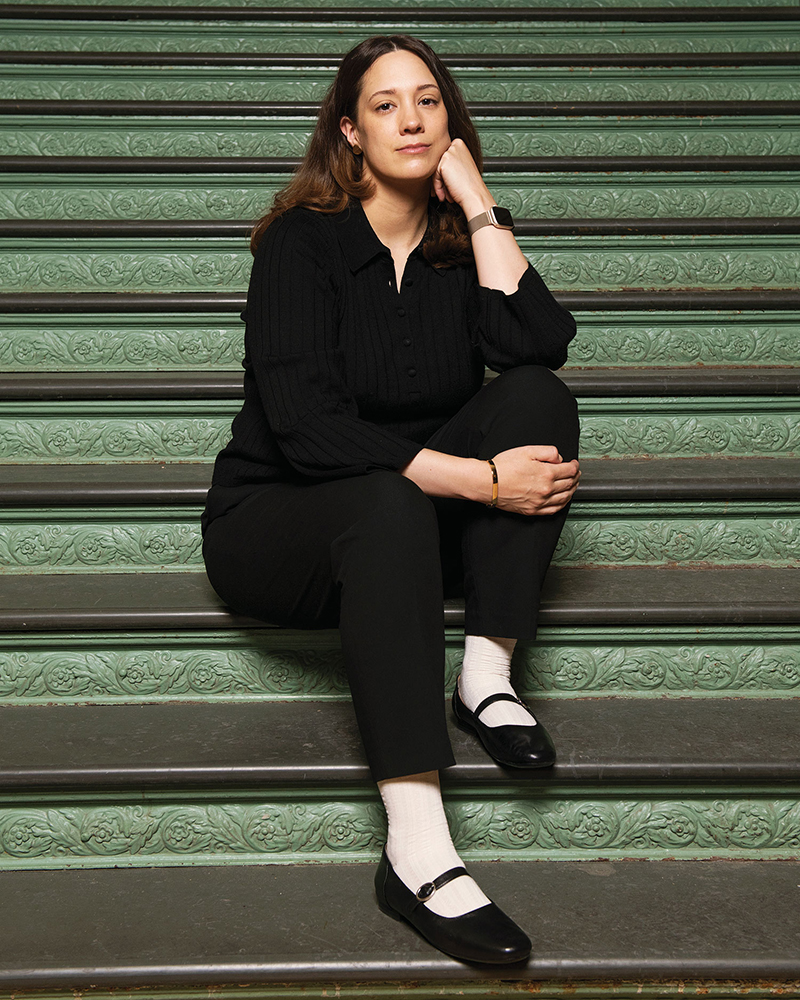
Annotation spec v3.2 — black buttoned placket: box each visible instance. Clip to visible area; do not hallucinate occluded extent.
[388,252,421,399]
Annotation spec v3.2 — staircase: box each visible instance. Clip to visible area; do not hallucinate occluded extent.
[1,1,799,995]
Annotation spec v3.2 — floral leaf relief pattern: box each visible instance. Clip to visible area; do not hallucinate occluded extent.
[0,417,230,462]
[448,798,800,858]
[0,523,201,572]
[2,798,799,865]
[1,320,794,372]
[1,514,796,572]
[0,324,243,371]
[533,248,800,291]
[555,516,800,567]
[0,250,250,293]
[515,642,800,694]
[1,640,796,703]
[569,321,800,366]
[2,247,798,293]
[2,123,798,159]
[579,414,800,458]
[2,180,798,222]
[0,647,349,700]
[3,71,799,104]
[1,412,796,462]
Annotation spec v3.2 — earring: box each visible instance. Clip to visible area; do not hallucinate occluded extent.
[352,143,362,155]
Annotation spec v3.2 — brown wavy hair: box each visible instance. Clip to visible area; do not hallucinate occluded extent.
[250,35,483,268]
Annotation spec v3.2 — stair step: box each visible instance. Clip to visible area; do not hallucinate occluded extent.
[6,219,800,236]
[2,290,799,311]
[3,698,799,788]
[1,457,798,505]
[0,623,797,704]
[3,369,799,399]
[4,64,799,104]
[7,51,800,69]
[4,3,800,20]
[1,310,796,372]
[0,500,796,574]
[3,397,796,462]
[4,173,800,222]
[3,113,798,160]
[4,99,800,117]
[0,698,799,867]
[0,567,796,631]
[2,4,799,61]
[1,860,799,986]
[3,233,797,294]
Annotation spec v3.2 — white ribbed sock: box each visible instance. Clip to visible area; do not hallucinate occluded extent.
[458,634,536,727]
[377,771,490,918]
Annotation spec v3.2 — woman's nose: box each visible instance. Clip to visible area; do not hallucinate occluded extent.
[401,111,422,133]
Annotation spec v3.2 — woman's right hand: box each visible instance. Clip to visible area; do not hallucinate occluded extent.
[491,445,580,516]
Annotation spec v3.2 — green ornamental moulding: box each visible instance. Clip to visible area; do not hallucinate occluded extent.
[2,12,800,56]
[1,398,797,462]
[0,314,246,371]
[0,502,797,573]
[0,627,797,703]
[0,313,797,372]
[1,236,799,293]
[2,173,798,222]
[2,65,800,103]
[2,117,799,159]
[0,791,799,869]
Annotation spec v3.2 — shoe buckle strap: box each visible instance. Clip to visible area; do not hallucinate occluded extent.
[414,866,469,904]
[473,691,525,719]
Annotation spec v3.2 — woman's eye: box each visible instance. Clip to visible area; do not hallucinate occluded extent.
[419,97,438,106]
[376,102,393,112]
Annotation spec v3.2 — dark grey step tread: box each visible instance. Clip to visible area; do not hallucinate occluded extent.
[3,289,800,312]
[2,698,799,789]
[3,154,800,173]
[0,567,797,631]
[1,457,799,506]
[3,368,799,399]
[2,4,799,22]
[5,219,800,238]
[5,50,800,68]
[4,99,800,118]
[2,860,800,987]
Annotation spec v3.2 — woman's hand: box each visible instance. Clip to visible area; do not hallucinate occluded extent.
[431,138,494,219]
[491,445,580,516]
[432,138,528,293]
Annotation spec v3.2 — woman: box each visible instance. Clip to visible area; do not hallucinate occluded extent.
[202,35,580,965]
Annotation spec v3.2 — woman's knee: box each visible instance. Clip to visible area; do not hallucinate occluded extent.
[487,365,577,440]
[491,365,577,418]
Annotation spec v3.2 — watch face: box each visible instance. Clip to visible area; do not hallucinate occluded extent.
[492,206,514,229]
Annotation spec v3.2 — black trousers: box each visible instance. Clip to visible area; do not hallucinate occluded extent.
[203,365,579,782]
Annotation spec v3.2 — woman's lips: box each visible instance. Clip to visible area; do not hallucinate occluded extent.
[398,144,430,153]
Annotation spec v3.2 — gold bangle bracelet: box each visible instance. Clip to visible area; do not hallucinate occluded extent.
[486,458,499,508]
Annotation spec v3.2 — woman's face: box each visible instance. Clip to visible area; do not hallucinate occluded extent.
[340,49,451,190]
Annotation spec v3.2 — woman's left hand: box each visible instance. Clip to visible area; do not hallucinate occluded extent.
[431,138,493,217]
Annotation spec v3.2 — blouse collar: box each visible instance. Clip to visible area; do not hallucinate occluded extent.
[334,199,442,275]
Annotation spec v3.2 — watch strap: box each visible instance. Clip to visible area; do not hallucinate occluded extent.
[466,206,514,236]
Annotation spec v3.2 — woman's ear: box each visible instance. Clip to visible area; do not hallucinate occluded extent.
[340,116,359,150]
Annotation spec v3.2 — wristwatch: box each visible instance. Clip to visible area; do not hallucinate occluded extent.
[466,206,515,236]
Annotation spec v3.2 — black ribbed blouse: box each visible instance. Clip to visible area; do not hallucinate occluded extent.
[202,200,576,531]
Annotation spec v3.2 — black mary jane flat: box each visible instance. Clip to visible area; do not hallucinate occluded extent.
[452,684,556,769]
[374,848,531,965]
